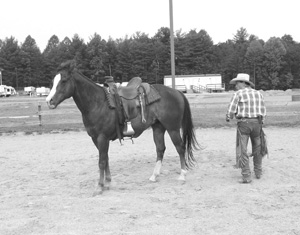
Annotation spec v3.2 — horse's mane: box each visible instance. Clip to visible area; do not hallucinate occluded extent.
[57,60,103,89]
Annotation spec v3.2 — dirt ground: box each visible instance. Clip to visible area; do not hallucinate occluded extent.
[1,127,300,235]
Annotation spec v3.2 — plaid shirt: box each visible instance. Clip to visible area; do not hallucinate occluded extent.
[227,88,266,120]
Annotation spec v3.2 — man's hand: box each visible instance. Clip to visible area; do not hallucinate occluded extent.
[226,114,230,122]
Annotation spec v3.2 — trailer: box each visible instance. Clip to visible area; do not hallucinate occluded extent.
[164,74,225,93]
[36,87,50,96]
[0,85,17,97]
[163,76,187,93]
[24,86,36,95]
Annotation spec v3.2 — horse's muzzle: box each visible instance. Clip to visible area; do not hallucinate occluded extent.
[47,100,56,109]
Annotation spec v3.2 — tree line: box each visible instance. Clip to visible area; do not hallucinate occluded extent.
[0,27,300,91]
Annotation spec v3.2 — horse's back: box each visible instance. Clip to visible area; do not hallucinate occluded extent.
[150,85,186,129]
[152,84,185,105]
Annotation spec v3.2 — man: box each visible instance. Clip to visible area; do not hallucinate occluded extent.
[226,73,268,183]
[103,75,134,136]
[103,76,116,92]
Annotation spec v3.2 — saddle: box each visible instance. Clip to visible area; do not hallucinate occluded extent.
[104,77,160,140]
[118,77,150,122]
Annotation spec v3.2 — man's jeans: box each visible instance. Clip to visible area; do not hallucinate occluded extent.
[237,120,263,180]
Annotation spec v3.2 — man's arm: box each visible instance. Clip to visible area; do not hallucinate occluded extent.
[226,93,238,122]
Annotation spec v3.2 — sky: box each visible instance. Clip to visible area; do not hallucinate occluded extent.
[1,0,299,51]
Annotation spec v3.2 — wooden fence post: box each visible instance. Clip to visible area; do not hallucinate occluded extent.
[38,103,42,126]
[292,95,300,101]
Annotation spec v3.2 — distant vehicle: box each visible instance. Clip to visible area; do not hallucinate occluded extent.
[0,85,17,97]
[24,86,36,95]
[36,87,50,96]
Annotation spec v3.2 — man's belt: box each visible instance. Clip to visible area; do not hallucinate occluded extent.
[237,117,259,122]
[239,117,258,119]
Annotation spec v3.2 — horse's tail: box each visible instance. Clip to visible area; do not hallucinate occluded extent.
[180,92,200,169]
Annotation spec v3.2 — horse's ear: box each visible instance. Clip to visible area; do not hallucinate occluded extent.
[57,60,76,73]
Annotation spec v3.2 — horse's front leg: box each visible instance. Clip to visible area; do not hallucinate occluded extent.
[93,136,111,196]
[104,159,111,189]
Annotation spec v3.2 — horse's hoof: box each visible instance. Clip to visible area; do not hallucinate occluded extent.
[178,170,187,182]
[103,186,110,190]
[92,189,103,196]
[149,175,156,182]
[177,176,186,182]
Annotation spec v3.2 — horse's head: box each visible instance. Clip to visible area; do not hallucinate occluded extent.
[46,60,76,109]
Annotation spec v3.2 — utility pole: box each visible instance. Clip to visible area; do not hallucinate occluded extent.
[0,68,3,85]
[253,64,256,89]
[15,68,18,88]
[169,0,175,89]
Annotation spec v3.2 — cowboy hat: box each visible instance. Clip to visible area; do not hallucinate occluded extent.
[229,73,254,87]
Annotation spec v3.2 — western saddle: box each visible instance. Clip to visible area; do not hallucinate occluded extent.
[104,77,151,140]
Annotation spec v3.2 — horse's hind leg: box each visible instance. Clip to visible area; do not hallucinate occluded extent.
[104,158,111,190]
[167,130,187,181]
[149,122,166,182]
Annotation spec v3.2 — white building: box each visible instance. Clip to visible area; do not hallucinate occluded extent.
[164,74,225,93]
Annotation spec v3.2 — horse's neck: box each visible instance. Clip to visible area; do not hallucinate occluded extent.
[72,73,106,113]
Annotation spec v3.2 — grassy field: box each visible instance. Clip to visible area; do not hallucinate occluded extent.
[0,91,299,134]
[188,91,300,128]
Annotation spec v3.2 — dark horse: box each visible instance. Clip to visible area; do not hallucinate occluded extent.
[46,60,199,195]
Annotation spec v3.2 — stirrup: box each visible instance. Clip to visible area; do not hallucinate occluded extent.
[123,122,134,136]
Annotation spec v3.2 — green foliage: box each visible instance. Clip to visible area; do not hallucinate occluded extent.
[43,35,62,86]
[20,36,44,87]
[0,37,21,87]
[175,29,214,75]
[1,28,300,90]
[86,33,108,82]
[261,37,287,89]
[245,40,264,87]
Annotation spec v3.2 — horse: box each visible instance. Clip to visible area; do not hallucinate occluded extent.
[46,60,199,195]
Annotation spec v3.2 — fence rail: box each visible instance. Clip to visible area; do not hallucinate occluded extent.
[1,92,300,133]
[191,84,225,93]
[191,85,207,93]
[206,83,225,92]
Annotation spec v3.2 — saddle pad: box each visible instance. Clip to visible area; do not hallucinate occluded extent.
[146,85,161,105]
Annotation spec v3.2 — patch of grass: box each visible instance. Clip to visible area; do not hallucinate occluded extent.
[0,94,299,135]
